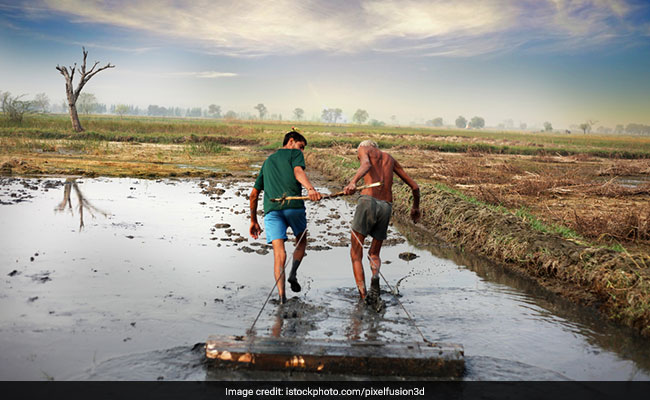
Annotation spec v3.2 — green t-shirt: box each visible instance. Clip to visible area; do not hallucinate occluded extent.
[253,148,306,214]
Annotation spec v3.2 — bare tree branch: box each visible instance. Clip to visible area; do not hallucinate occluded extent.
[55,47,115,132]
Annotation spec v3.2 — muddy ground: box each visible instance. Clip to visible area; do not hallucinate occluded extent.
[305,149,650,340]
[3,176,650,381]
[2,140,649,338]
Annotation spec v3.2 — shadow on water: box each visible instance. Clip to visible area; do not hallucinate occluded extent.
[393,219,650,376]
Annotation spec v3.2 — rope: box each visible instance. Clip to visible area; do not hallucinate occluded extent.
[351,229,431,345]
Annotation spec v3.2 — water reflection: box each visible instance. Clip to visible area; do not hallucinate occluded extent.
[54,178,109,229]
[2,176,649,381]
[394,219,650,375]
[345,299,382,341]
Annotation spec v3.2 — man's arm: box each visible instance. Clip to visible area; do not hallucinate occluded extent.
[293,166,322,201]
[344,147,371,194]
[249,187,262,239]
[394,161,421,223]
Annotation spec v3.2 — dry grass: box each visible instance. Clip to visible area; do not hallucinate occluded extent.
[374,148,650,250]
[306,151,650,338]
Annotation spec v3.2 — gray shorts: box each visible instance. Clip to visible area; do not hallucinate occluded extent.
[351,195,392,241]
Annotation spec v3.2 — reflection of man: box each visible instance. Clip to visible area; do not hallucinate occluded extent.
[249,130,322,305]
[344,140,420,304]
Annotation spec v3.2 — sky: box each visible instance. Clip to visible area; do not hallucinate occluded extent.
[1,0,649,129]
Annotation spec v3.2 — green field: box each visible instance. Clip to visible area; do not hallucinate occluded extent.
[3,114,650,158]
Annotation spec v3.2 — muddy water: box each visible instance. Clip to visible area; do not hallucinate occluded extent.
[1,177,649,381]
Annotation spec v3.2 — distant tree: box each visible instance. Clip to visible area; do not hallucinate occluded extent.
[578,119,596,134]
[32,93,50,113]
[321,108,343,123]
[147,104,161,116]
[455,116,466,129]
[115,104,129,118]
[390,115,397,125]
[352,109,369,124]
[333,108,342,123]
[369,119,385,127]
[56,47,114,132]
[208,104,221,118]
[624,123,650,135]
[186,107,202,118]
[470,116,485,129]
[614,124,624,134]
[1,91,35,123]
[254,103,267,119]
[224,110,238,120]
[76,93,98,114]
[543,121,553,132]
[519,122,527,130]
[293,108,304,121]
[321,108,332,123]
[432,117,443,127]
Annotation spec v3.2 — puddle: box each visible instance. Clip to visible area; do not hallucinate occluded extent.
[1,176,649,381]
[596,175,650,188]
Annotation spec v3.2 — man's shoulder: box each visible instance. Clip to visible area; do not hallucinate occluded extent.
[271,148,301,157]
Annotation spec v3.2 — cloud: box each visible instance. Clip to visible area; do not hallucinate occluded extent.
[166,71,238,79]
[14,0,646,57]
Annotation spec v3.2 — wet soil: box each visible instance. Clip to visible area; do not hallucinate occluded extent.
[305,151,650,340]
[2,176,650,381]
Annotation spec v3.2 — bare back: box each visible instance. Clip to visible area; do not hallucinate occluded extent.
[358,146,396,202]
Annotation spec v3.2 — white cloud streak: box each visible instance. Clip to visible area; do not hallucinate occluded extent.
[21,0,646,57]
[165,71,238,79]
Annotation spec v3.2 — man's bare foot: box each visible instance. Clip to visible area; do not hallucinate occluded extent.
[288,275,301,292]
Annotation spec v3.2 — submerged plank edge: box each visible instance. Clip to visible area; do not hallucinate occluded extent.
[205,335,465,377]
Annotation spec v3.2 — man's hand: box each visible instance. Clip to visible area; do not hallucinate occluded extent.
[343,182,356,195]
[410,207,421,223]
[250,221,262,239]
[307,188,322,201]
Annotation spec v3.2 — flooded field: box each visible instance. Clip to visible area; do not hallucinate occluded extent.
[1,176,649,381]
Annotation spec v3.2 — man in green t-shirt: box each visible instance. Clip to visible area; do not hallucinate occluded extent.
[249,130,322,304]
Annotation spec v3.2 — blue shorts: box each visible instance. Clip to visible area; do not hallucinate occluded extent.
[264,208,307,244]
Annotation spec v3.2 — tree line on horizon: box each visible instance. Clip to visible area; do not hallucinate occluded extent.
[3,48,650,135]
[4,89,650,135]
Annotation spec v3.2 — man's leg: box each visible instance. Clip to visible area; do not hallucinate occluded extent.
[271,239,287,304]
[288,230,307,292]
[350,230,367,299]
[368,238,384,298]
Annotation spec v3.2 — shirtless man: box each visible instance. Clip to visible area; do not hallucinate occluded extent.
[343,140,420,303]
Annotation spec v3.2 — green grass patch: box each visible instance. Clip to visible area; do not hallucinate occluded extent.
[187,142,230,155]
[3,114,650,159]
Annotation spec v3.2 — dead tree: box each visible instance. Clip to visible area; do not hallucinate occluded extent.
[56,47,114,132]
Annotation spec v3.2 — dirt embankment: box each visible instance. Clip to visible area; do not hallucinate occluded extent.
[305,152,650,339]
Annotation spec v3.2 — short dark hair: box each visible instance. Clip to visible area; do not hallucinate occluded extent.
[283,130,307,146]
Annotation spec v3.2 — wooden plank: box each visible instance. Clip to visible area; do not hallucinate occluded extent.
[205,335,465,377]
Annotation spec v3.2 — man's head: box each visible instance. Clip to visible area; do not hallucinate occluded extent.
[358,140,378,150]
[283,130,307,150]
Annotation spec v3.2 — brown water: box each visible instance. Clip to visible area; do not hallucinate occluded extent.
[1,176,649,381]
